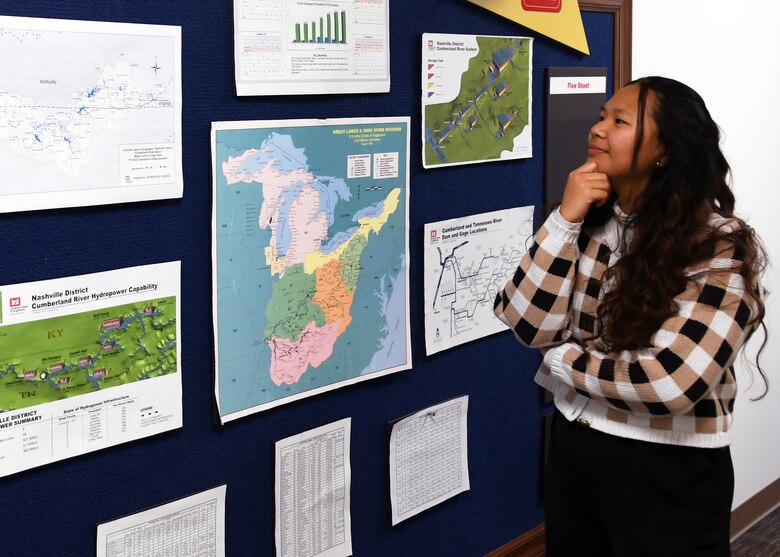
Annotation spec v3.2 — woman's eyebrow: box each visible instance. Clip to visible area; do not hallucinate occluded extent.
[609,107,634,117]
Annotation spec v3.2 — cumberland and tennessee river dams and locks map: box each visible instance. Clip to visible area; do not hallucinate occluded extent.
[422,33,532,168]
[424,206,534,355]
[0,263,182,477]
[212,117,411,421]
[0,16,182,213]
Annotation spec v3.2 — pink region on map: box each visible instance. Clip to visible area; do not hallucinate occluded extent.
[221,149,261,185]
[221,149,327,276]
[268,320,341,386]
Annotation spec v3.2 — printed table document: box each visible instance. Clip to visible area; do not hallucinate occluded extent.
[276,418,352,557]
[0,262,181,477]
[389,396,470,525]
[97,485,226,557]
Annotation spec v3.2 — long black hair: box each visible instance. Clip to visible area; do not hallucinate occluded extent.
[586,76,768,395]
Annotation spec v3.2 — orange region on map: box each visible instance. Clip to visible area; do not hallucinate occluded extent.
[313,259,354,335]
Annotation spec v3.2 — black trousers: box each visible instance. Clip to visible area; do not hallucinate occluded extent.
[544,411,734,557]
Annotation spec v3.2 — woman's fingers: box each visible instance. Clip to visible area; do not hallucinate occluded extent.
[560,162,612,222]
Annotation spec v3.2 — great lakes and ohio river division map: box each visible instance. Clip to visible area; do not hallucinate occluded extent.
[212,117,411,422]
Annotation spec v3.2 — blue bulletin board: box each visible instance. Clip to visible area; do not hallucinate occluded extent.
[0,1,618,554]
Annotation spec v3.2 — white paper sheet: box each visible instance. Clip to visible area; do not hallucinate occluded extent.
[97,485,226,557]
[424,206,534,355]
[389,396,470,525]
[233,0,390,95]
[0,16,183,213]
[275,418,352,557]
[0,262,182,477]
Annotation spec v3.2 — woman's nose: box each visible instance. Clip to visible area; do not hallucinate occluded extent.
[589,121,605,138]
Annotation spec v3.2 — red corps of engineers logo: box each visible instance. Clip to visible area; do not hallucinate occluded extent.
[10,297,21,307]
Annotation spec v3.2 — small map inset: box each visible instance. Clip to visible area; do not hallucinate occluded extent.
[0,16,182,213]
[422,33,532,168]
[424,206,534,355]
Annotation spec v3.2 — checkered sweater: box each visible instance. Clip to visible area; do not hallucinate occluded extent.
[494,206,759,448]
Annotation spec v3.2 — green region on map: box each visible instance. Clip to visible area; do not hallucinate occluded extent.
[0,297,177,412]
[424,36,530,166]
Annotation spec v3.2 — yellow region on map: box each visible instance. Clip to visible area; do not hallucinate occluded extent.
[305,187,401,274]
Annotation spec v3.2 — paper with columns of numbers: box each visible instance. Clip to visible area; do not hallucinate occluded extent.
[97,485,226,557]
[389,396,469,525]
[0,262,181,477]
[424,205,534,355]
[275,418,353,557]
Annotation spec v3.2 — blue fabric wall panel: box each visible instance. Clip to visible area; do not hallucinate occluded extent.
[0,1,613,555]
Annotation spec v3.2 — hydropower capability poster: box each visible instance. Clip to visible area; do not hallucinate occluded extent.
[0,262,182,477]
[212,117,411,422]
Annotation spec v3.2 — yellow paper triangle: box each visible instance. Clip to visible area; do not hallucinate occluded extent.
[466,0,589,55]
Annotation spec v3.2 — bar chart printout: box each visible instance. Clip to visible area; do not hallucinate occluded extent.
[234,0,390,95]
[97,485,227,557]
[293,10,347,43]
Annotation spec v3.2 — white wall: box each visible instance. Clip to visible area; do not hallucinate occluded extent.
[632,0,780,508]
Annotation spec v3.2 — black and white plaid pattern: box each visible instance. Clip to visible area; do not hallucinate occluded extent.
[494,208,759,447]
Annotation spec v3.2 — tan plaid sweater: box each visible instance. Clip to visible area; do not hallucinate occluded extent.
[494,206,759,448]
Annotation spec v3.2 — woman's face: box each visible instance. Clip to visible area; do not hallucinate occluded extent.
[587,84,665,205]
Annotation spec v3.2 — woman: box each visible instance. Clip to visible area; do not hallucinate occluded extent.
[494,76,766,556]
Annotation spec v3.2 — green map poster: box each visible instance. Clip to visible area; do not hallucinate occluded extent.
[422,33,533,168]
[212,117,411,422]
[0,297,177,412]
[0,262,181,477]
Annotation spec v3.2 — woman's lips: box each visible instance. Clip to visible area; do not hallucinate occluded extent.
[588,147,606,155]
